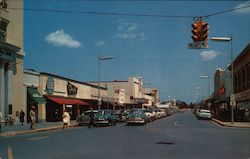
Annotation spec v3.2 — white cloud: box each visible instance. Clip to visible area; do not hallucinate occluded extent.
[95,41,105,47]
[45,30,81,48]
[234,1,250,14]
[200,50,220,61]
[114,21,145,40]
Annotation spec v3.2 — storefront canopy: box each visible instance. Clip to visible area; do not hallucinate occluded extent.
[27,87,46,104]
[47,96,88,105]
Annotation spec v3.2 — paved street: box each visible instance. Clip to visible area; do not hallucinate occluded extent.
[0,111,249,159]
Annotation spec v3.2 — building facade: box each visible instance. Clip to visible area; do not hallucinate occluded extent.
[0,0,24,120]
[89,77,159,109]
[212,43,250,121]
[233,43,250,121]
[24,70,109,122]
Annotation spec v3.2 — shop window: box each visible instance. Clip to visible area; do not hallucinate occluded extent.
[9,104,12,115]
[0,19,8,41]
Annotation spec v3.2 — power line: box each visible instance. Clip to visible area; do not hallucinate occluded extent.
[8,7,194,18]
[203,5,250,17]
[7,5,250,19]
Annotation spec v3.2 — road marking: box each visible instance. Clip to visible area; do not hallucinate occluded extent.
[27,136,49,141]
[8,145,13,159]
[174,121,184,127]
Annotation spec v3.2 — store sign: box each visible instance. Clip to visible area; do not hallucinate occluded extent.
[67,82,78,95]
[46,76,54,95]
[134,98,146,104]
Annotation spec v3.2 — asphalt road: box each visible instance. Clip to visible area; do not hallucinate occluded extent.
[0,110,249,159]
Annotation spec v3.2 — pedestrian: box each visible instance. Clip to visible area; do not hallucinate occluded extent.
[88,107,95,128]
[62,110,70,129]
[0,111,2,132]
[29,106,36,130]
[19,110,25,126]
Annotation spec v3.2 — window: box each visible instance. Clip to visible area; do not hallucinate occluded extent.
[242,67,246,91]
[0,19,8,41]
[0,0,7,9]
[234,73,238,93]
[247,63,250,89]
[238,71,242,92]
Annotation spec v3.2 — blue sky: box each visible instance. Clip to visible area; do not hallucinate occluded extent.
[24,0,250,103]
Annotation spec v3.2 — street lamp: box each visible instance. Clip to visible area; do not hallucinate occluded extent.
[98,55,114,110]
[210,36,234,124]
[195,86,204,102]
[200,75,211,108]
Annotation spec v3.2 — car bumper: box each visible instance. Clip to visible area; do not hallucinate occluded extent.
[94,120,109,124]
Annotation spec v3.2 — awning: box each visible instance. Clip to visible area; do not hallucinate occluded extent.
[47,96,88,105]
[27,87,46,104]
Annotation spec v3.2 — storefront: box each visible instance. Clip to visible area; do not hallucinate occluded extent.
[45,96,88,121]
[27,87,46,122]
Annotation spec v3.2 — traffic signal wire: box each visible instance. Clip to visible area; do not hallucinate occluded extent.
[203,5,250,18]
[7,5,250,19]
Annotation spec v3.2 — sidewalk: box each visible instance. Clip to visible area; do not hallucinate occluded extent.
[0,121,79,137]
[212,118,250,128]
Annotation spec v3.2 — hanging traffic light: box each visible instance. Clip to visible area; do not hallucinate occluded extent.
[191,22,201,42]
[200,21,208,41]
[189,17,209,49]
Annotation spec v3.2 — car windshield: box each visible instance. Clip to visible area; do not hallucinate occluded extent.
[131,109,145,114]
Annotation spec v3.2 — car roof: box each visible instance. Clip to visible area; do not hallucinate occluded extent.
[200,109,211,113]
[84,110,98,113]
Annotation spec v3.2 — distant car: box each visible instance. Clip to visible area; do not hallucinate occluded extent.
[94,109,118,126]
[197,109,212,120]
[76,110,98,126]
[126,108,149,125]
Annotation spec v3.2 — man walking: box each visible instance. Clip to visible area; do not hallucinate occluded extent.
[19,110,25,126]
[29,106,36,130]
[88,107,95,128]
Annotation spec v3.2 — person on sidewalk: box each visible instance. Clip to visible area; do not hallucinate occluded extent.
[29,106,36,130]
[0,111,2,132]
[62,110,70,129]
[19,110,25,126]
[88,107,96,128]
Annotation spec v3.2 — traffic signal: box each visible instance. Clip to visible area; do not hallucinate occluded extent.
[191,22,201,42]
[200,21,208,41]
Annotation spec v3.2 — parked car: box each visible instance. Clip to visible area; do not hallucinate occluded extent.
[76,110,98,126]
[94,109,118,126]
[119,109,130,122]
[126,108,149,125]
[197,109,212,120]
[145,110,153,122]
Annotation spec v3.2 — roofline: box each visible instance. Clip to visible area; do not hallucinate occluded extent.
[39,72,107,90]
[233,43,250,65]
[87,80,128,83]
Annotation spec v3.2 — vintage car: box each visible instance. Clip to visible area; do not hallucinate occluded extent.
[126,108,149,125]
[197,109,212,120]
[76,110,98,126]
[94,109,118,126]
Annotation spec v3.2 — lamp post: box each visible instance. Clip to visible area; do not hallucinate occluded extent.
[200,75,211,108]
[196,86,203,101]
[98,55,114,110]
[210,36,234,124]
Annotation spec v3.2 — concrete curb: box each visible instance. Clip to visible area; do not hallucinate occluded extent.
[0,124,79,137]
[212,118,250,128]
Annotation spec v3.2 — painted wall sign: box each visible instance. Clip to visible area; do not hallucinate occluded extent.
[67,82,78,95]
[46,76,54,95]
